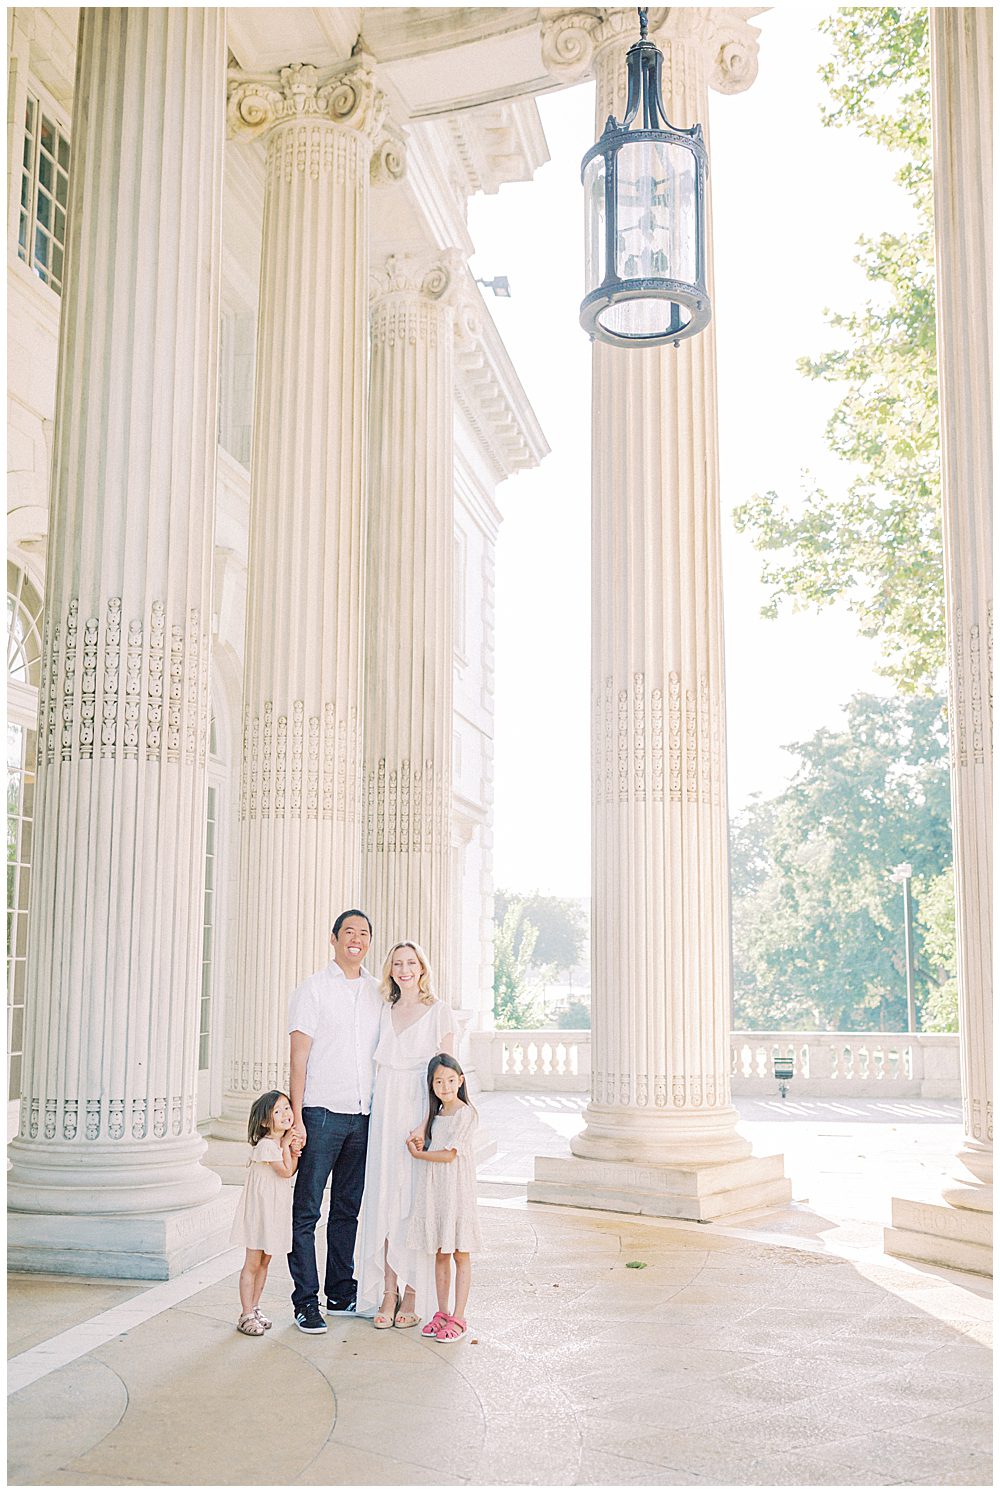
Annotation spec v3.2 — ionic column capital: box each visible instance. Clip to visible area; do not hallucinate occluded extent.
[369,247,465,307]
[539,6,762,95]
[227,55,402,158]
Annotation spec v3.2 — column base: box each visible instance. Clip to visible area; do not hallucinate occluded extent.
[209,1093,253,1142]
[529,1152,791,1222]
[884,1189,993,1277]
[7,1191,238,1280]
[200,1133,253,1186]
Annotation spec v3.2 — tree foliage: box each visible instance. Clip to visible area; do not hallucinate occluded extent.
[914,865,958,1031]
[492,899,543,1029]
[731,692,953,1031]
[733,8,942,694]
[494,890,587,972]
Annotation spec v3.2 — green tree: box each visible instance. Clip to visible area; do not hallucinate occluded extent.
[914,865,958,1031]
[731,692,953,1031]
[492,899,544,1029]
[494,890,586,972]
[734,8,942,694]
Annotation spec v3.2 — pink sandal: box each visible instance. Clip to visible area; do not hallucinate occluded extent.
[421,1311,450,1338]
[435,1315,467,1343]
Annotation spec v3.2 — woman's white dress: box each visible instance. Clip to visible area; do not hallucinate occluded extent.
[355,999,454,1319]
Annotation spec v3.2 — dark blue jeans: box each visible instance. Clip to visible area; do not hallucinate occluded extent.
[288,1106,369,1312]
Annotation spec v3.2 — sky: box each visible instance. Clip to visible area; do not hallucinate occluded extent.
[467,7,916,901]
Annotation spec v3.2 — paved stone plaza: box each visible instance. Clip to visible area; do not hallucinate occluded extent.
[8,1096,992,1487]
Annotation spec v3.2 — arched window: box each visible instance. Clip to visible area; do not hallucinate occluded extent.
[7,563,43,1116]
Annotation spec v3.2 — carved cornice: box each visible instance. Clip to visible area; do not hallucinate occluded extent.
[227,55,406,177]
[539,7,762,95]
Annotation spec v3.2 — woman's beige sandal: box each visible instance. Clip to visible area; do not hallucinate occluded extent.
[237,1311,265,1336]
[373,1291,399,1329]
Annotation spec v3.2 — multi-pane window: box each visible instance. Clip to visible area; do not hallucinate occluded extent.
[7,565,43,1108]
[19,94,70,295]
[199,782,217,1072]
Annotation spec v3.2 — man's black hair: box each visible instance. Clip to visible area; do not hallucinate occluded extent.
[332,908,373,939]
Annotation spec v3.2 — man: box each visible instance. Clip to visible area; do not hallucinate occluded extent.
[287,908,382,1333]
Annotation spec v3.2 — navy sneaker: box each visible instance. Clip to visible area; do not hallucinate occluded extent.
[325,1296,358,1316]
[294,1302,327,1334]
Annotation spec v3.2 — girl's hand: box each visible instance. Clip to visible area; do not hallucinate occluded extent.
[406,1137,423,1158]
[407,1131,424,1152]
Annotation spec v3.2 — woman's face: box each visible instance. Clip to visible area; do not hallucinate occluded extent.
[432,1064,462,1103]
[391,947,423,995]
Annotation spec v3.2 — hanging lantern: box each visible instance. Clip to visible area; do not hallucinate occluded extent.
[580,8,710,349]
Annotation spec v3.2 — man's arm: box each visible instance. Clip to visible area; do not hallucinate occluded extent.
[289,1030,313,1144]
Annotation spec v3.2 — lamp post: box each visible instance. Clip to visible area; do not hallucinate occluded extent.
[579,7,710,348]
[889,862,917,1034]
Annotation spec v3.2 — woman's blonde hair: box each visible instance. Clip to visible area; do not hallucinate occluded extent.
[380,940,435,1005]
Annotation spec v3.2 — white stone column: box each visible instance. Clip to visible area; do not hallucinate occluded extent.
[886,8,992,1276]
[219,60,392,1133]
[364,250,460,987]
[531,7,789,1219]
[7,8,230,1277]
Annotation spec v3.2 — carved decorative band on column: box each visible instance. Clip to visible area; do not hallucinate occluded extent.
[26,1092,195,1143]
[38,598,209,767]
[240,700,357,823]
[365,757,449,854]
[591,1070,721,1109]
[949,604,994,768]
[226,1056,286,1095]
[595,671,721,805]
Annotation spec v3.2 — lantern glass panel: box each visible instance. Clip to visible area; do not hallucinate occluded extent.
[614,138,697,286]
[583,153,606,296]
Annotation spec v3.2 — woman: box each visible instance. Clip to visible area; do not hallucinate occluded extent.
[354,941,454,1328]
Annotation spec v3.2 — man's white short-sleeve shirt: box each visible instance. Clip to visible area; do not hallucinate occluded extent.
[288,960,383,1114]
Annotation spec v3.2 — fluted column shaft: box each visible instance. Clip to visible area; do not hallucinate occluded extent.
[578,16,747,1163]
[8,8,225,1213]
[364,254,457,985]
[225,62,385,1108]
[930,9,993,1186]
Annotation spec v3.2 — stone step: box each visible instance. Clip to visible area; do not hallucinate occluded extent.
[884,1225,993,1277]
[528,1153,792,1221]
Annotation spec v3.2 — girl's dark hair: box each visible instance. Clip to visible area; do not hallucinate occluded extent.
[421,1053,473,1150]
[247,1090,289,1147]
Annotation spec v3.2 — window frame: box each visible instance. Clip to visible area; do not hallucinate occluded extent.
[15,83,71,298]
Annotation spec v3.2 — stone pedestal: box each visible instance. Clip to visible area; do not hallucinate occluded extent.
[886,9,993,1277]
[363,250,458,985]
[6,9,228,1275]
[221,60,391,1129]
[531,8,788,1219]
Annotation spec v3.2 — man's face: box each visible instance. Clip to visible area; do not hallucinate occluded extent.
[331,917,371,969]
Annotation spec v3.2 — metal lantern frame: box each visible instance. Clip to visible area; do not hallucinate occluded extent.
[580,9,711,349]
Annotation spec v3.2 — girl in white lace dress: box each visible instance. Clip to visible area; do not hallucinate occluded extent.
[230,1090,301,1336]
[406,1054,481,1343]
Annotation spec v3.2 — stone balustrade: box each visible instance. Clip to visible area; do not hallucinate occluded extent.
[469,1029,961,1099]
